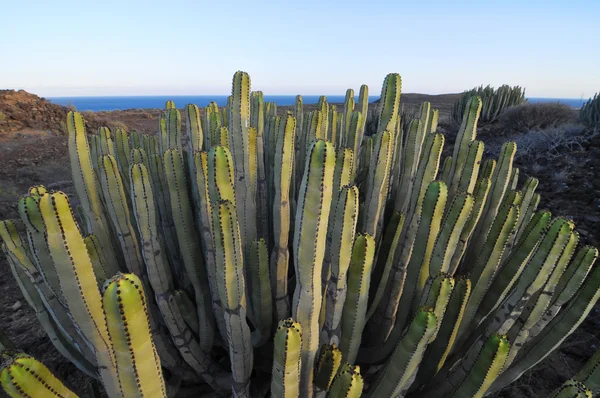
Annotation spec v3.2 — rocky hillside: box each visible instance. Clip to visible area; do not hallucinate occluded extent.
[0,90,69,135]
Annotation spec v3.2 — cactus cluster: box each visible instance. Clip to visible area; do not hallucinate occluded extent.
[580,92,600,127]
[452,84,526,124]
[1,71,599,398]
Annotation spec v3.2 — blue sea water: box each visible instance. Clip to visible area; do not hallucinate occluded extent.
[526,97,587,108]
[48,95,380,112]
[47,95,587,112]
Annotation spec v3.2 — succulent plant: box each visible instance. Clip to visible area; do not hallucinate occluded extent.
[580,92,600,127]
[1,71,598,398]
[452,84,526,124]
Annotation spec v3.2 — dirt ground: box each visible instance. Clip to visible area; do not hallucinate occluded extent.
[0,91,598,397]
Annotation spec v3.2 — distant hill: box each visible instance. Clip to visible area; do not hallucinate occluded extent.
[0,89,68,134]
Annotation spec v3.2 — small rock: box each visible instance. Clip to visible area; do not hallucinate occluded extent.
[11,301,22,311]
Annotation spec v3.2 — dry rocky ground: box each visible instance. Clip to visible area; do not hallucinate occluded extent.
[0,89,598,397]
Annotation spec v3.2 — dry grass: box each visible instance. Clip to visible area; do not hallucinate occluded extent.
[497,102,578,134]
[512,124,596,161]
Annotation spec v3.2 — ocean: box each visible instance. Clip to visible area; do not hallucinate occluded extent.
[47,95,588,112]
[47,95,380,112]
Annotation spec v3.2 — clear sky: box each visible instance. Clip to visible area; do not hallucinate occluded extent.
[2,0,598,98]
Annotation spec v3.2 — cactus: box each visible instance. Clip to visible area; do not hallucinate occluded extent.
[1,71,599,398]
[579,92,600,127]
[452,84,526,124]
[1,352,78,398]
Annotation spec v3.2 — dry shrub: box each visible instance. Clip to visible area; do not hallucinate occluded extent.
[498,102,577,134]
[513,123,595,161]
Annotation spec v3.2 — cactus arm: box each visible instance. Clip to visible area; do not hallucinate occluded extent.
[66,111,120,271]
[440,156,453,184]
[551,245,598,309]
[510,177,539,247]
[333,148,354,192]
[229,70,256,260]
[38,192,122,397]
[292,139,336,397]
[1,222,98,372]
[18,195,66,303]
[186,103,203,154]
[489,262,600,393]
[164,148,215,352]
[314,344,342,391]
[103,273,167,398]
[474,210,552,325]
[416,277,471,385]
[529,246,597,340]
[193,151,228,343]
[339,234,375,364]
[212,200,253,397]
[406,133,445,222]
[551,380,592,398]
[345,112,363,178]
[98,127,116,158]
[326,363,363,398]
[165,108,182,153]
[461,218,574,356]
[366,212,405,321]
[98,154,144,276]
[148,153,184,284]
[376,74,401,135]
[322,186,360,346]
[509,166,520,190]
[249,238,273,346]
[470,142,517,255]
[367,308,437,398]
[504,231,579,367]
[364,181,447,358]
[448,96,482,188]
[4,246,98,378]
[457,203,519,339]
[329,106,338,148]
[1,353,78,398]
[362,130,393,239]
[454,140,484,197]
[444,334,509,398]
[255,123,270,248]
[271,319,302,398]
[83,234,111,283]
[428,192,474,277]
[575,345,600,396]
[394,120,423,213]
[114,128,131,191]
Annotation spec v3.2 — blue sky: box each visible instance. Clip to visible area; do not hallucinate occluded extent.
[1,0,598,98]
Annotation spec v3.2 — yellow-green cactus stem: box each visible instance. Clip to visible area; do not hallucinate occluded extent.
[271,318,302,398]
[551,380,592,398]
[339,233,375,364]
[38,191,122,397]
[66,111,120,272]
[367,308,437,398]
[314,344,342,391]
[103,273,166,397]
[321,185,360,346]
[271,114,296,321]
[212,199,253,397]
[0,353,78,398]
[292,139,335,397]
[326,363,363,398]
